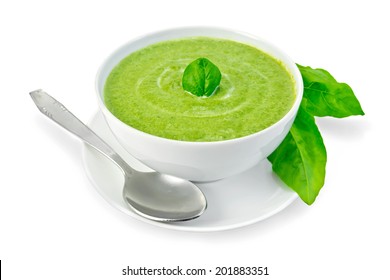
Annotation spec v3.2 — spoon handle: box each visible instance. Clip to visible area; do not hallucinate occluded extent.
[30,89,132,174]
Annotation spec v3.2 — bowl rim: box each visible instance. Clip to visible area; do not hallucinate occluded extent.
[95,26,303,146]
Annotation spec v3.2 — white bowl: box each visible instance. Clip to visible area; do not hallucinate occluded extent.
[96,27,303,182]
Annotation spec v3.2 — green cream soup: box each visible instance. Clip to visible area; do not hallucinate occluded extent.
[104,37,296,141]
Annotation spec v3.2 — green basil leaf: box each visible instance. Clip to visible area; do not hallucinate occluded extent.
[182,58,221,97]
[297,64,365,118]
[268,107,327,205]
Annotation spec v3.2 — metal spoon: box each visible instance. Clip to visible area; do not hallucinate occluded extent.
[30,89,207,222]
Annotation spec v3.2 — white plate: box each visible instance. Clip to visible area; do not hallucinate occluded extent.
[82,112,298,232]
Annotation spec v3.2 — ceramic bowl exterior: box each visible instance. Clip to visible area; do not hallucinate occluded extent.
[96,27,303,181]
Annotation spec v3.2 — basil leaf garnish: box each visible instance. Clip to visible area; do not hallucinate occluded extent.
[297,64,365,117]
[268,107,327,205]
[269,64,364,205]
[182,58,221,97]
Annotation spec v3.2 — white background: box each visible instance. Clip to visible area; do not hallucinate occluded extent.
[1,0,389,279]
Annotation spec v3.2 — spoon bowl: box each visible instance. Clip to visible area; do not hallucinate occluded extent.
[30,89,207,222]
[123,172,207,221]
